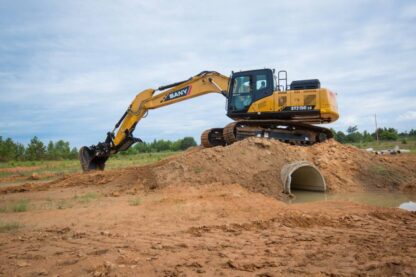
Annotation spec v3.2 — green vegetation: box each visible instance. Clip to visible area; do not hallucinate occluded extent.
[331,127,416,152]
[0,222,21,233]
[12,199,29,212]
[0,199,30,213]
[56,199,73,210]
[0,151,178,180]
[0,136,196,162]
[73,192,99,203]
[0,136,77,162]
[122,137,197,154]
[348,139,416,152]
[129,198,141,206]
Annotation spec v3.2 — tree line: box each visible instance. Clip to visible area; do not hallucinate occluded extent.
[0,136,78,162]
[121,137,197,155]
[0,136,197,162]
[331,127,416,143]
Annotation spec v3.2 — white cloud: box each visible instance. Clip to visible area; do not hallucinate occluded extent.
[398,111,416,121]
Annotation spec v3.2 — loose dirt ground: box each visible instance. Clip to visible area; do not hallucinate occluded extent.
[1,139,416,276]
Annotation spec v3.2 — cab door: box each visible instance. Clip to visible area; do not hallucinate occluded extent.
[228,69,274,115]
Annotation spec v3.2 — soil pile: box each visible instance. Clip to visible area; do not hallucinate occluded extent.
[149,138,416,198]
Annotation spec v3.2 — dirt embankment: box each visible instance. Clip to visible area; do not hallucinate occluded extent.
[2,138,416,199]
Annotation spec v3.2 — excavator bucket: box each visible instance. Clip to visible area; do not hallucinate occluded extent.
[79,146,108,172]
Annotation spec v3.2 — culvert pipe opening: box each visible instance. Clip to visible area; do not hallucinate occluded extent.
[281,161,326,194]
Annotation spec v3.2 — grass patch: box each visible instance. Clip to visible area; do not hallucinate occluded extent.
[0,152,179,181]
[368,164,391,176]
[73,192,98,203]
[0,222,21,233]
[0,199,30,213]
[56,199,73,209]
[368,164,404,183]
[348,138,416,153]
[0,171,14,178]
[129,198,141,206]
[12,199,29,212]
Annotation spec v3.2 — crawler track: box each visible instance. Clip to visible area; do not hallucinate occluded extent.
[202,120,333,147]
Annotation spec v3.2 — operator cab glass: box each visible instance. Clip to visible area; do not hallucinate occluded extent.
[228,69,274,114]
[231,76,253,112]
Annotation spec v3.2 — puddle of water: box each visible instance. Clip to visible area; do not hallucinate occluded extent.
[288,190,416,212]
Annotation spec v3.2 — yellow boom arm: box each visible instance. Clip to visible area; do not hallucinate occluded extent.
[79,71,229,171]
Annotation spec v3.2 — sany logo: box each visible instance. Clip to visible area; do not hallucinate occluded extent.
[162,86,192,102]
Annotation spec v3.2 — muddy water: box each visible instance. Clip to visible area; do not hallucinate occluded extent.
[289,190,416,211]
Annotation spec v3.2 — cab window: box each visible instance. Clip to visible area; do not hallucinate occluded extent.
[232,76,252,94]
[231,75,253,112]
[256,74,267,90]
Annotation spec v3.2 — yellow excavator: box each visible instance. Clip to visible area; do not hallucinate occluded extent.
[79,68,339,171]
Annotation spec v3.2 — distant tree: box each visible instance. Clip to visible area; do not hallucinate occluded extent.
[179,137,197,150]
[346,125,358,134]
[132,137,197,153]
[69,147,78,159]
[46,141,56,160]
[151,139,172,152]
[54,140,71,159]
[398,131,409,137]
[334,131,347,143]
[345,126,362,143]
[15,143,25,161]
[377,127,398,141]
[0,137,26,161]
[134,141,151,153]
[26,136,46,160]
[46,140,72,159]
[171,140,182,151]
[362,130,374,143]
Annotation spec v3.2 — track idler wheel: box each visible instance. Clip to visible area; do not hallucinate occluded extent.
[79,146,108,172]
[201,128,226,148]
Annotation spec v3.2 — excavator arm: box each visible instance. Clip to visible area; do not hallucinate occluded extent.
[79,71,229,171]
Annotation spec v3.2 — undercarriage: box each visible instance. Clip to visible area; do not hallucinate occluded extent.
[201,120,333,148]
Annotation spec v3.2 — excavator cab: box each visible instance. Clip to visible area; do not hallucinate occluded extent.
[227,69,274,117]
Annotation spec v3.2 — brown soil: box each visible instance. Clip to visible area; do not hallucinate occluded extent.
[0,139,415,276]
[0,166,40,173]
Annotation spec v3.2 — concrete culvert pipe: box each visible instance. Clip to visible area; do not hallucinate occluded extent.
[281,161,326,194]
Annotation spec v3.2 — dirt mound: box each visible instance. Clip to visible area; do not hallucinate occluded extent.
[2,138,415,199]
[148,138,416,198]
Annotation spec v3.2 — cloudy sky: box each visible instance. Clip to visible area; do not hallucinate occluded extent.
[1,0,415,147]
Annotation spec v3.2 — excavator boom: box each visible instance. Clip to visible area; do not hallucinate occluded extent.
[79,71,229,171]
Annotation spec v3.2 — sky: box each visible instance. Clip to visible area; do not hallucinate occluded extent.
[1,0,415,147]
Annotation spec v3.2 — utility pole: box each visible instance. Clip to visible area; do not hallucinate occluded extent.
[374,114,379,143]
